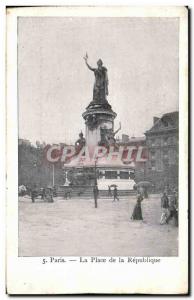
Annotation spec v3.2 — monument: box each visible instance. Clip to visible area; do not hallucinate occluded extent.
[61,54,135,193]
[82,53,118,148]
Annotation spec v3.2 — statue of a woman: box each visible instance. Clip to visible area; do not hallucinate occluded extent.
[84,54,109,103]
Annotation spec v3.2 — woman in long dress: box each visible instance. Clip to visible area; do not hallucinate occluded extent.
[131,193,144,220]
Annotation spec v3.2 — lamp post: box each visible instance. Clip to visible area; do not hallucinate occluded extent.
[94,157,98,208]
[143,161,147,181]
[52,164,55,187]
[33,161,37,187]
[94,159,97,185]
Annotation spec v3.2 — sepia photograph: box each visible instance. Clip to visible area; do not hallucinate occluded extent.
[18,15,179,257]
[6,6,188,294]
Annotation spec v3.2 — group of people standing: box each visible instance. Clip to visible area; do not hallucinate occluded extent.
[130,185,178,226]
[160,187,178,226]
[31,185,54,203]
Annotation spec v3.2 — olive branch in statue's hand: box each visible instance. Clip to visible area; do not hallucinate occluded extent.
[83,52,88,62]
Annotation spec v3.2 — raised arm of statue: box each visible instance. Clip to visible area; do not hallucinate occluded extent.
[85,61,95,72]
[83,53,95,72]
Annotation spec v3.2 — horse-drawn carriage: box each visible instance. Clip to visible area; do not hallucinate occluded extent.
[31,186,54,203]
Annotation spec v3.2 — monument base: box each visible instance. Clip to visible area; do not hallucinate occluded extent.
[82,100,117,147]
[86,100,112,111]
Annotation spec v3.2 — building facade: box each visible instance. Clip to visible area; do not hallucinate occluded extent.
[145,111,179,191]
[116,135,147,182]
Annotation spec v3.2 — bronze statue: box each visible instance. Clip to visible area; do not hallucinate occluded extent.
[75,131,86,151]
[106,122,121,145]
[99,122,121,146]
[84,53,109,103]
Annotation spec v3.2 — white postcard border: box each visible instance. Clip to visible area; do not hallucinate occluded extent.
[6,6,188,294]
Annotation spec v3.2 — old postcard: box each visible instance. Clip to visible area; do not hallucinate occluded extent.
[6,6,188,294]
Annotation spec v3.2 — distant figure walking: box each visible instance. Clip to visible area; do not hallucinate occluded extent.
[108,186,112,197]
[131,193,144,220]
[47,187,54,203]
[113,187,119,202]
[64,191,71,200]
[160,191,169,225]
[31,184,37,203]
[93,185,99,208]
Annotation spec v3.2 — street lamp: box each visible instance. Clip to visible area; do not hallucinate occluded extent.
[94,158,98,185]
[93,157,98,208]
[32,161,37,186]
[52,163,55,187]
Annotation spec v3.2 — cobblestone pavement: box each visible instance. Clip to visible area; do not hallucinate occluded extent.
[19,194,178,257]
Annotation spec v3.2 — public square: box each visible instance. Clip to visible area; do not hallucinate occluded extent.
[19,194,178,257]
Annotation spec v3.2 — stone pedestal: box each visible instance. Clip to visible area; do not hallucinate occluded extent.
[82,101,117,147]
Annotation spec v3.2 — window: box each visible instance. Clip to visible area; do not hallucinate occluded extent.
[168,137,173,145]
[163,137,168,146]
[163,149,168,158]
[156,138,161,146]
[150,139,155,146]
[163,159,169,167]
[105,171,117,179]
[150,150,155,159]
[120,171,129,179]
[151,161,156,171]
[98,171,104,179]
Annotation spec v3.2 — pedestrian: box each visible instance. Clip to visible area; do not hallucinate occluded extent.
[166,191,178,226]
[53,186,57,197]
[64,191,69,200]
[47,188,54,203]
[64,188,72,200]
[31,184,37,203]
[108,186,112,197]
[41,188,46,200]
[131,193,144,220]
[160,191,169,225]
[174,189,178,227]
[165,184,172,195]
[138,186,144,198]
[113,186,119,202]
[68,188,72,199]
[93,185,99,208]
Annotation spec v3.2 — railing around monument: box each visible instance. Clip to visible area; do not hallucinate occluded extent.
[56,184,136,198]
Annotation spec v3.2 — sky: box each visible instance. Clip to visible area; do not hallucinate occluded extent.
[18,17,179,145]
